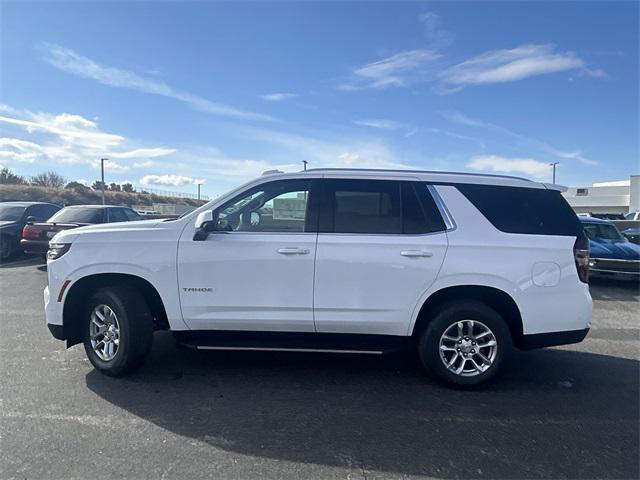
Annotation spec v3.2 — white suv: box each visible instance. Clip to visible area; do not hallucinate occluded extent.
[44,169,592,387]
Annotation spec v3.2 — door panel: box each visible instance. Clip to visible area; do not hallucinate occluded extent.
[178,232,317,331]
[314,233,447,335]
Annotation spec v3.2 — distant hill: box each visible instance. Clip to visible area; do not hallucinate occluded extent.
[0,183,206,207]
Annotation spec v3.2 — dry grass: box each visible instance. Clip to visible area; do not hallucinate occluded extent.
[0,184,204,207]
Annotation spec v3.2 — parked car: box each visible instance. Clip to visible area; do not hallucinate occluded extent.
[44,169,592,388]
[580,217,640,279]
[0,202,61,260]
[21,205,142,255]
[624,211,640,221]
[621,227,640,244]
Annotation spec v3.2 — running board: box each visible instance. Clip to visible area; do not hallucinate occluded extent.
[173,330,412,354]
[191,345,383,355]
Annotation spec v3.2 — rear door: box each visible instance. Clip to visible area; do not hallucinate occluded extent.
[313,179,448,336]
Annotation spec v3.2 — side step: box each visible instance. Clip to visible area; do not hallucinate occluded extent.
[173,330,412,355]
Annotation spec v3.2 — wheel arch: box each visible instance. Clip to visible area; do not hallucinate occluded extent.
[411,285,524,347]
[63,273,169,347]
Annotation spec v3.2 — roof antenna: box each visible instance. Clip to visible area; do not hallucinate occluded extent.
[302,160,308,171]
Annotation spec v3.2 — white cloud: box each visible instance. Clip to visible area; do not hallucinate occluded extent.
[441,110,598,165]
[107,148,176,159]
[238,125,410,171]
[0,105,176,168]
[439,44,587,92]
[140,174,204,186]
[419,12,454,49]
[580,67,609,79]
[261,93,299,102]
[352,119,404,130]
[42,43,273,122]
[340,49,442,90]
[467,155,551,179]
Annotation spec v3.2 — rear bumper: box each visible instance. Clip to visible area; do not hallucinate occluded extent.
[519,328,590,350]
[20,238,49,254]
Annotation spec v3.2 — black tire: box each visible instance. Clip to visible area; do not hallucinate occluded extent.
[0,235,14,262]
[82,286,153,376]
[418,301,511,388]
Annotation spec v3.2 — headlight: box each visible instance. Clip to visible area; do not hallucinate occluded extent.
[47,243,71,260]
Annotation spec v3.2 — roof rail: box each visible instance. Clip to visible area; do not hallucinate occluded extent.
[302,167,532,182]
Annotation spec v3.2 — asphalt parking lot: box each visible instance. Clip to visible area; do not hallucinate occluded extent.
[1,256,638,480]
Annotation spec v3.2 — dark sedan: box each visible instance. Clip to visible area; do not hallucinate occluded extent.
[580,217,640,279]
[0,202,61,260]
[21,205,142,255]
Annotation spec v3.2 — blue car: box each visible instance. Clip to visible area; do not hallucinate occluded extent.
[580,217,640,279]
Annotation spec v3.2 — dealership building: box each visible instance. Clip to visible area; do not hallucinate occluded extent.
[563,175,639,215]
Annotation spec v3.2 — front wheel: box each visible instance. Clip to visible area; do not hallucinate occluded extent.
[83,286,153,376]
[418,301,511,388]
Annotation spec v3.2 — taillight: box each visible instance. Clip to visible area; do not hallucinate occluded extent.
[22,225,40,239]
[573,234,590,283]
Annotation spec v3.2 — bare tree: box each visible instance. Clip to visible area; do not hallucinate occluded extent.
[30,171,66,188]
[121,182,135,193]
[0,168,27,185]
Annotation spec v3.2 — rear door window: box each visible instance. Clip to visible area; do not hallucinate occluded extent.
[108,208,129,223]
[320,179,401,234]
[319,179,445,235]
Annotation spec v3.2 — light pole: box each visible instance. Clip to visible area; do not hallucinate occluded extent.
[197,183,202,201]
[302,160,308,171]
[100,158,107,205]
[549,162,560,184]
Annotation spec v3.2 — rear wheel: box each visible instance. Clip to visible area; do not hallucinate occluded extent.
[83,286,153,376]
[418,301,511,388]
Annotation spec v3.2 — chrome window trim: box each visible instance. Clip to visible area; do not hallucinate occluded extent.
[427,184,456,232]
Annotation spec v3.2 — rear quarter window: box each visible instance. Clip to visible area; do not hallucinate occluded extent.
[456,184,582,236]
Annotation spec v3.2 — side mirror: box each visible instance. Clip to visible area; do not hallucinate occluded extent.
[26,216,36,224]
[193,210,213,241]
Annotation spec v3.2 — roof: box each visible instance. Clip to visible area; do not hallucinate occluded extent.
[62,204,128,209]
[296,168,547,189]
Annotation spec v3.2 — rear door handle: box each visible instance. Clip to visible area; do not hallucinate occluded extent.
[400,250,433,258]
[277,248,310,255]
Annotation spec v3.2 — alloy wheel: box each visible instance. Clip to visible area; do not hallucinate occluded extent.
[438,319,498,377]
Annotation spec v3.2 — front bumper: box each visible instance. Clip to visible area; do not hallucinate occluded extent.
[589,258,640,277]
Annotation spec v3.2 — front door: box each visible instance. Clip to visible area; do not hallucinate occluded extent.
[178,178,318,332]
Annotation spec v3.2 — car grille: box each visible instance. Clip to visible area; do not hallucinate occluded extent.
[590,258,640,275]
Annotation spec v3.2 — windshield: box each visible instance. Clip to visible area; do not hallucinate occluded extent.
[0,205,26,222]
[583,223,624,241]
[48,207,104,224]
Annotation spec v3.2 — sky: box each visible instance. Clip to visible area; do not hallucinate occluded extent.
[1,1,638,197]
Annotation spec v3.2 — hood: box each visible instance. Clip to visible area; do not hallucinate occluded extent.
[52,219,165,243]
[589,238,640,260]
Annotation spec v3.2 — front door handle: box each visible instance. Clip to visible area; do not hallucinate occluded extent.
[400,250,433,258]
[277,248,310,255]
